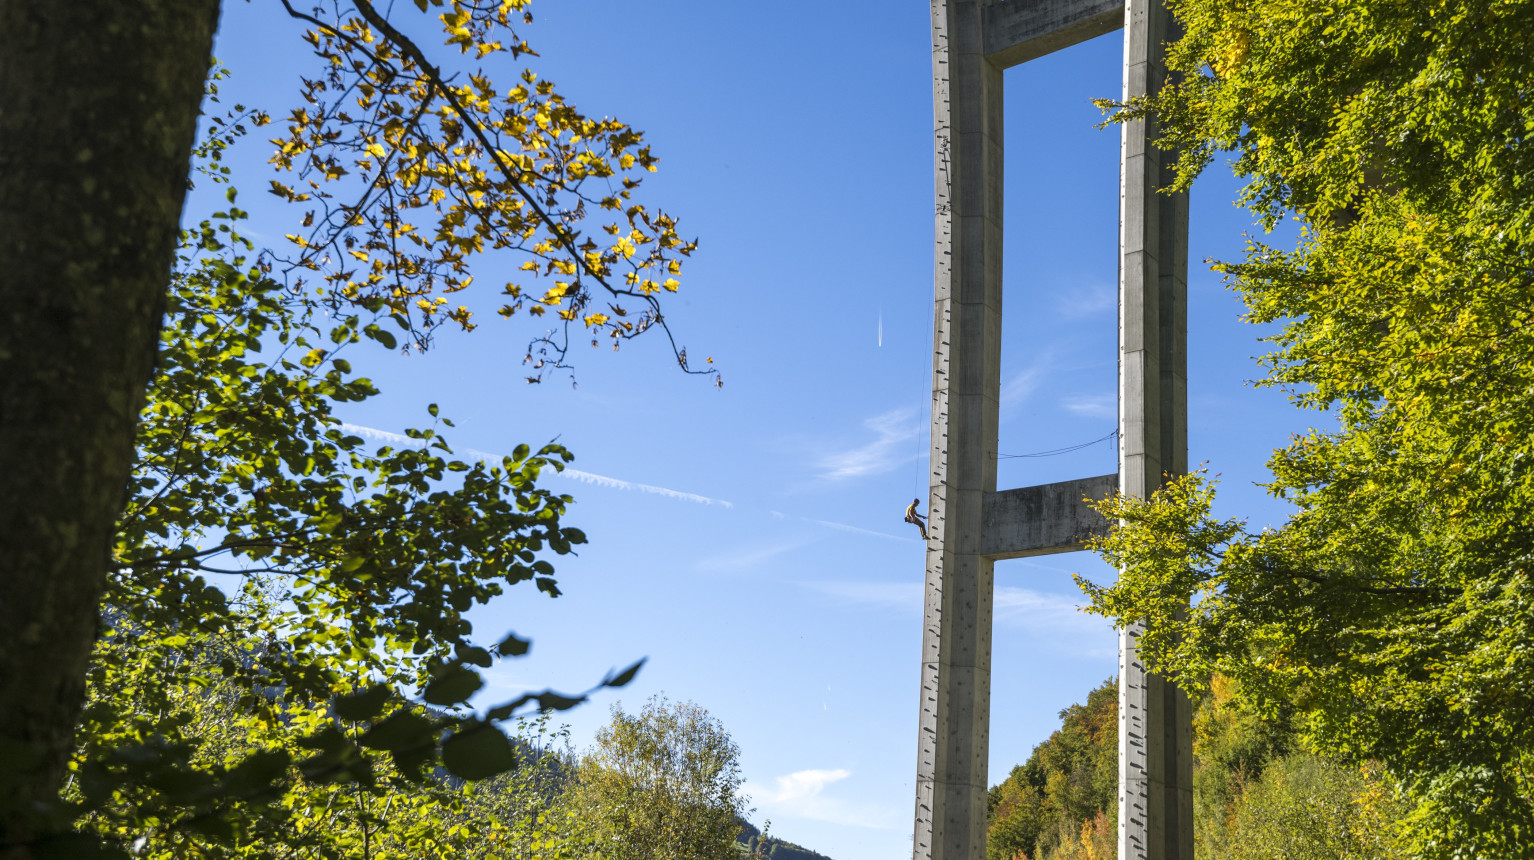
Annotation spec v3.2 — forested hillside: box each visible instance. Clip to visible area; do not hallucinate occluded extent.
[986,677,1409,860]
[986,679,1117,860]
[736,821,837,860]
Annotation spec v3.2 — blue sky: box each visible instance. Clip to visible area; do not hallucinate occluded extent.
[196,3,1313,858]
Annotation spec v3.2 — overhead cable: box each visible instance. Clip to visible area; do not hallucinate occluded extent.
[997,429,1117,460]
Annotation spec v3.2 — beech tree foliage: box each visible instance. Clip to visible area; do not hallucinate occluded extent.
[51,193,639,858]
[82,595,598,860]
[561,696,749,860]
[1080,0,1534,856]
[265,0,713,379]
[3,0,709,852]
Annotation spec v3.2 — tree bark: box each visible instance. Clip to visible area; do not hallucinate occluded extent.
[0,0,219,849]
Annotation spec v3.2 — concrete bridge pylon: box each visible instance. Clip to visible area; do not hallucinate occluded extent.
[914,1,1192,858]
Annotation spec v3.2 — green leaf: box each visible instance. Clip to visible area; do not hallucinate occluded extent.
[297,725,349,755]
[455,644,493,668]
[146,766,218,802]
[75,760,119,811]
[364,324,397,349]
[496,631,531,657]
[335,683,392,721]
[605,657,645,688]
[222,749,293,796]
[392,742,434,782]
[423,663,483,706]
[358,710,434,752]
[536,691,585,711]
[441,722,515,780]
[34,833,131,860]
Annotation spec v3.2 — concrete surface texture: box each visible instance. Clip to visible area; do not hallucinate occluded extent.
[916,1,1192,858]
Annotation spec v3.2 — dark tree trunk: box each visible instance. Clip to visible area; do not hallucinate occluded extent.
[0,0,219,849]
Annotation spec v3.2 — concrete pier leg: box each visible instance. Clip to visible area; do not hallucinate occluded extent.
[916,2,1192,858]
[914,1,1003,858]
[1117,0,1192,858]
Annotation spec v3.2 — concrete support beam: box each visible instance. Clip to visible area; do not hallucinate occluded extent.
[1117,0,1192,858]
[979,474,1117,559]
[915,2,1003,859]
[917,3,1192,859]
[983,0,1125,68]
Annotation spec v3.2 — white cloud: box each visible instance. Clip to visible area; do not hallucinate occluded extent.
[697,517,916,576]
[996,584,1117,657]
[753,769,897,830]
[761,768,851,803]
[801,580,1113,653]
[474,661,541,699]
[814,407,922,481]
[339,422,733,508]
[994,587,1106,636]
[1000,349,1065,411]
[805,581,923,612]
[1054,283,1116,320]
[1001,363,1045,407]
[1061,393,1115,418]
[695,539,810,572]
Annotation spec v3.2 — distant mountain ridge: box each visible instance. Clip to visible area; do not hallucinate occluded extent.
[735,819,836,860]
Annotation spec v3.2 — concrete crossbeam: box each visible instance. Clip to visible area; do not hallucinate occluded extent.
[979,474,1117,559]
[983,0,1125,68]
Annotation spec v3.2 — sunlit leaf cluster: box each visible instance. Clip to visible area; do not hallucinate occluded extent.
[42,2,718,852]
[75,627,584,858]
[1084,0,1534,855]
[61,206,639,856]
[264,0,711,382]
[1114,0,1534,231]
[117,213,583,700]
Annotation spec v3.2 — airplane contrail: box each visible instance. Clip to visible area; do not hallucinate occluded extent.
[338,422,734,508]
[339,423,919,542]
[811,518,914,543]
